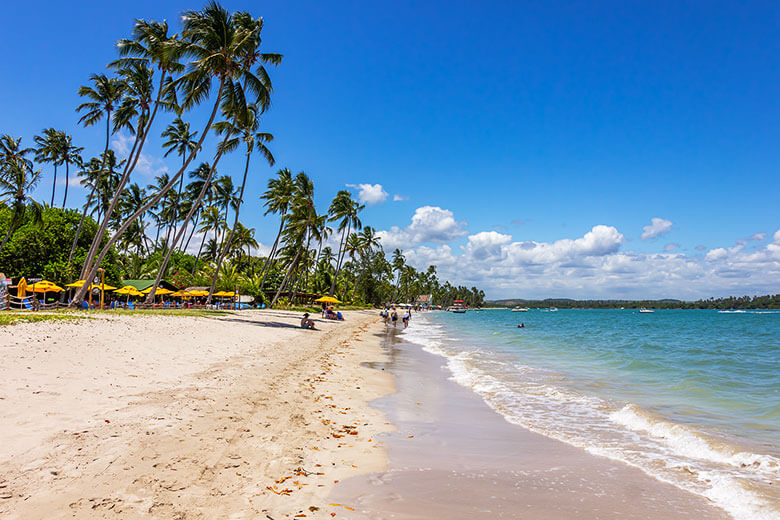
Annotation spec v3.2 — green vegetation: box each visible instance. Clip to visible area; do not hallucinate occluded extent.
[0,312,89,326]
[0,2,484,310]
[487,295,780,310]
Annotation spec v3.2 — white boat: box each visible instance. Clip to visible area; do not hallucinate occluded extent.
[639,308,654,313]
[511,306,529,312]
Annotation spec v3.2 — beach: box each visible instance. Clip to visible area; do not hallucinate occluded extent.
[0,309,393,519]
[2,308,776,519]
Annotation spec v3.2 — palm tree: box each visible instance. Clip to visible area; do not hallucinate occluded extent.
[392,248,405,300]
[59,135,83,208]
[195,206,225,270]
[206,102,274,302]
[258,167,294,288]
[161,117,199,245]
[181,162,212,251]
[79,3,281,306]
[328,190,364,296]
[271,172,315,307]
[33,128,66,207]
[0,136,43,253]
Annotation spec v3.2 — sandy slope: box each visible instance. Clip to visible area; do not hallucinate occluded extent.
[0,309,392,519]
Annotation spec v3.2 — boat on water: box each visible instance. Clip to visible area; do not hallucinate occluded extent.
[448,300,468,313]
[541,307,558,312]
[511,306,529,312]
[639,308,654,313]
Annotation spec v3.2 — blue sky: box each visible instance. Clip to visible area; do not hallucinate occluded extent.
[2,1,779,299]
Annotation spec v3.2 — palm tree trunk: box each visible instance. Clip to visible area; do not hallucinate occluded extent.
[50,164,57,207]
[71,80,225,308]
[258,215,285,290]
[62,160,70,208]
[145,134,232,304]
[67,184,98,276]
[207,149,251,304]
[271,248,302,308]
[329,222,350,296]
[183,211,201,252]
[0,222,15,254]
[77,72,167,290]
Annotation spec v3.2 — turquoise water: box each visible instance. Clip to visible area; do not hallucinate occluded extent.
[403,309,780,520]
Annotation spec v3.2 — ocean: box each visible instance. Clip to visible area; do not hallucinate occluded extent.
[403,309,780,520]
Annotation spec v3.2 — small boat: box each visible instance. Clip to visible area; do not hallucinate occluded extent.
[449,300,468,313]
[639,308,654,313]
[511,306,529,312]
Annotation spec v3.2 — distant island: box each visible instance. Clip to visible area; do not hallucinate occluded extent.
[486,294,780,310]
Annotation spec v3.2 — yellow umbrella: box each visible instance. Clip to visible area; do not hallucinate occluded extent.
[17,277,27,298]
[314,296,341,303]
[141,287,174,295]
[29,281,64,292]
[65,279,87,288]
[213,291,235,297]
[188,290,209,296]
[170,290,192,297]
[113,286,144,296]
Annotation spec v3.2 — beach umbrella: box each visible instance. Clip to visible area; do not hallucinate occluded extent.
[65,280,87,288]
[213,291,235,297]
[17,277,27,298]
[113,285,143,304]
[141,287,174,295]
[314,296,341,304]
[188,290,209,296]
[89,283,117,291]
[170,290,192,297]
[29,281,64,292]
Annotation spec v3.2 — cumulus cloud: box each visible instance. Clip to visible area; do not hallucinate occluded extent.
[664,243,680,252]
[393,194,408,201]
[346,183,388,205]
[112,133,169,178]
[641,217,673,240]
[377,206,468,250]
[396,223,780,300]
[748,233,767,242]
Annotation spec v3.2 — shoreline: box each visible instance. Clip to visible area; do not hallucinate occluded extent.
[0,309,394,519]
[330,315,732,519]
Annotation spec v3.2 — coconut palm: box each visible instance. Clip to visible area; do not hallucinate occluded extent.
[327,190,364,296]
[0,136,43,253]
[59,135,83,208]
[33,128,66,207]
[93,3,280,305]
[258,167,295,288]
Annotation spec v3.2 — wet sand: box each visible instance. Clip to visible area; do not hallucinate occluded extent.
[330,323,730,519]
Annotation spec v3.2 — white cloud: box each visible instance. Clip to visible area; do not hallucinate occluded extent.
[112,133,169,178]
[393,194,407,201]
[641,217,673,240]
[748,233,767,242]
[377,206,468,250]
[347,183,388,205]
[395,223,780,300]
[664,243,680,252]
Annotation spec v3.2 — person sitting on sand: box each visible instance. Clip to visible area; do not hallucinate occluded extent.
[301,313,316,330]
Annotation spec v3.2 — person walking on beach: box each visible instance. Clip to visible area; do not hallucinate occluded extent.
[391,310,398,327]
[402,310,410,328]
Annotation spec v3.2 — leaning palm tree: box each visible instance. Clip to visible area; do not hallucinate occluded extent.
[0,136,43,254]
[206,102,274,302]
[75,3,280,307]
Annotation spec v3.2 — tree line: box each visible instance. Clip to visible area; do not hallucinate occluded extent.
[0,2,484,308]
[487,295,780,310]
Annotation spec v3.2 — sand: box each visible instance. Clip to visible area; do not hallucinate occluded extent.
[0,309,393,519]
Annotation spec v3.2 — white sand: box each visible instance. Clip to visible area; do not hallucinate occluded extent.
[0,309,393,519]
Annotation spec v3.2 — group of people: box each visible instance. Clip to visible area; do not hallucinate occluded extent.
[380,306,412,329]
